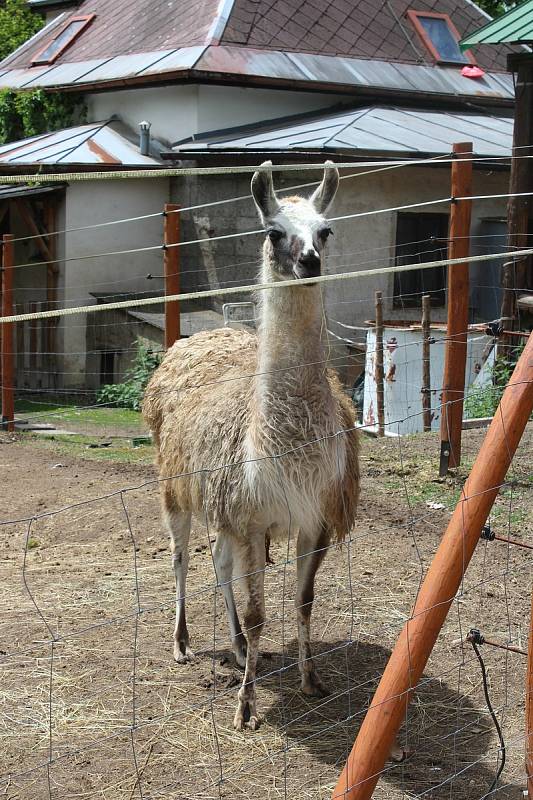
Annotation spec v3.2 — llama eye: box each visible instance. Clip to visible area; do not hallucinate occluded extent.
[319,227,333,241]
[266,228,284,243]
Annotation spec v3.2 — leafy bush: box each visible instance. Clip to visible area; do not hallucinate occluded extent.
[464,342,525,419]
[97,340,162,411]
[0,0,44,62]
[0,89,86,144]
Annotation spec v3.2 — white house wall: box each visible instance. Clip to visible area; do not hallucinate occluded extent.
[88,85,347,145]
[60,177,169,389]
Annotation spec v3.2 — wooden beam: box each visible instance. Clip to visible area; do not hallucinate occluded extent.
[14,199,51,264]
[501,56,533,334]
[333,333,533,800]
[439,142,473,476]
[164,203,181,348]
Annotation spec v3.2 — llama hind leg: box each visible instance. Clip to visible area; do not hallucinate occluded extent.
[295,525,330,698]
[233,534,265,731]
[212,534,247,668]
[163,492,193,663]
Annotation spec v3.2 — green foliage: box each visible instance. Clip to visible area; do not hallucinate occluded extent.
[0,2,86,144]
[474,0,516,18]
[0,88,86,144]
[0,0,44,62]
[464,342,525,419]
[96,340,162,411]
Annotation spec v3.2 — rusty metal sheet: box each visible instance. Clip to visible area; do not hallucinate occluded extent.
[74,51,178,83]
[139,46,207,75]
[0,122,161,166]
[196,46,308,82]
[23,59,110,87]
[0,66,52,88]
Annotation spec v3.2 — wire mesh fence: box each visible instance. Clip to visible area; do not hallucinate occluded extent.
[0,156,531,800]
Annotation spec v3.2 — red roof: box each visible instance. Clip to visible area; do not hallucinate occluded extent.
[3,0,511,73]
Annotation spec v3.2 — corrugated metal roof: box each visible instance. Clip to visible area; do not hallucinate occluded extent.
[0,44,515,102]
[461,0,533,48]
[171,105,514,157]
[0,121,162,166]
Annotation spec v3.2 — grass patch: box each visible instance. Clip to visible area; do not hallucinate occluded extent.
[25,432,154,464]
[15,396,145,433]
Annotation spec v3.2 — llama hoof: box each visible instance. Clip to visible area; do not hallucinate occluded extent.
[389,741,412,763]
[233,702,261,731]
[173,641,195,664]
[301,670,329,698]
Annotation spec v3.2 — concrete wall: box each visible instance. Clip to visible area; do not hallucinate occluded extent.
[170,163,510,332]
[59,177,169,388]
[88,84,347,145]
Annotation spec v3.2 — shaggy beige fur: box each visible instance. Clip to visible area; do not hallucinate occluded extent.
[143,162,360,731]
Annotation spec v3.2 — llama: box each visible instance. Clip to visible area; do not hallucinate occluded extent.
[143,162,360,731]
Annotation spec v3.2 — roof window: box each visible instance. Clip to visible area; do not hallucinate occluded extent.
[407,11,476,65]
[31,14,95,65]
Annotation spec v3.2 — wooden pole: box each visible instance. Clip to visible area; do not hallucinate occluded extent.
[527,585,533,798]
[375,291,385,436]
[164,203,181,349]
[439,142,473,476]
[332,332,533,800]
[421,294,432,432]
[501,55,533,341]
[1,234,15,432]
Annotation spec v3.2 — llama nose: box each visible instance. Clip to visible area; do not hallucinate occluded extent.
[297,251,321,278]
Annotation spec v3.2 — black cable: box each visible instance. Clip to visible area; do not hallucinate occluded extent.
[469,634,506,799]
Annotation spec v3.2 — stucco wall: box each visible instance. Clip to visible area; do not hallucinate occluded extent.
[88,85,348,145]
[59,177,169,388]
[171,163,510,331]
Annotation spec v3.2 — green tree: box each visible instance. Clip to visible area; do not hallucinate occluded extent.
[0,2,86,144]
[474,0,517,18]
[0,0,44,62]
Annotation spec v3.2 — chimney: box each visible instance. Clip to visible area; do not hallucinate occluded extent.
[139,121,151,156]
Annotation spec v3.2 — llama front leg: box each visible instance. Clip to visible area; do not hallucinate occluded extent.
[295,526,330,697]
[212,534,247,668]
[163,491,193,663]
[233,535,265,731]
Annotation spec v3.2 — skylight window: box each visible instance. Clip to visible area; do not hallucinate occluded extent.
[407,11,476,65]
[31,14,95,65]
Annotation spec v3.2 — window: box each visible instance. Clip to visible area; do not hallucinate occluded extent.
[407,11,476,65]
[31,15,95,65]
[393,212,449,308]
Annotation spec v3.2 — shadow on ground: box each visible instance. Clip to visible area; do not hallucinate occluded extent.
[246,638,519,800]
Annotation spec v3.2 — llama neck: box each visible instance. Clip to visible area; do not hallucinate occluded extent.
[255,260,327,397]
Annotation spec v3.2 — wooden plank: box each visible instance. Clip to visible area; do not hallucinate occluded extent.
[164,203,181,348]
[439,142,473,476]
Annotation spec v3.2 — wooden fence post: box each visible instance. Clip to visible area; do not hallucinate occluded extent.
[421,294,432,432]
[375,291,385,436]
[527,585,533,798]
[1,234,14,432]
[332,331,533,800]
[439,142,473,476]
[164,204,181,349]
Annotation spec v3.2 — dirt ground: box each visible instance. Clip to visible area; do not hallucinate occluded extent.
[0,424,531,800]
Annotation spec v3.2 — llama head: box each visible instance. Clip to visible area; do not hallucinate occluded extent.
[251,161,339,281]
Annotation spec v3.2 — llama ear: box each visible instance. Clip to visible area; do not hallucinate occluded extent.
[251,160,280,221]
[310,161,339,214]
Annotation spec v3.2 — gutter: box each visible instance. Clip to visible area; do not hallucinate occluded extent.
[46,69,516,110]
